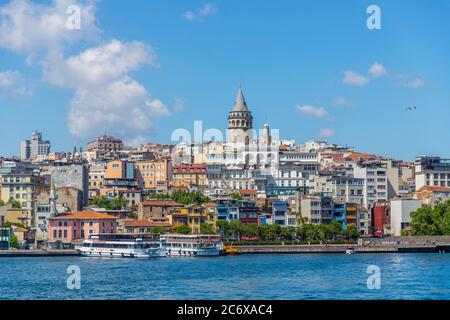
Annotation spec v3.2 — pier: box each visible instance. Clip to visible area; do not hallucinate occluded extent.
[0,250,78,257]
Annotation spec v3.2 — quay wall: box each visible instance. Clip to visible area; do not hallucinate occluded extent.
[0,250,78,257]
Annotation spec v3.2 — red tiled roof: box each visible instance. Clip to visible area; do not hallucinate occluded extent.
[239,189,257,195]
[49,211,117,220]
[123,220,154,227]
[417,186,450,193]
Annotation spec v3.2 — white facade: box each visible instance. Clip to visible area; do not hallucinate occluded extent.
[415,156,450,191]
[353,162,388,209]
[390,199,421,236]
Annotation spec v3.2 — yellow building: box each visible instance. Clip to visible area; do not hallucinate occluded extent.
[134,159,172,191]
[169,203,216,234]
[4,208,32,228]
[1,174,46,225]
[172,164,207,189]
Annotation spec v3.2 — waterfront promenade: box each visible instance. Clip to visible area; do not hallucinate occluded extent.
[0,250,77,257]
[235,236,450,254]
[3,236,450,257]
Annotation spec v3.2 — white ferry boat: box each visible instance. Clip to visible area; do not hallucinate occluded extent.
[160,234,223,257]
[75,234,164,258]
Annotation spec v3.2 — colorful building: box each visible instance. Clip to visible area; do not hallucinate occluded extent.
[100,160,139,199]
[119,219,171,234]
[0,174,46,226]
[134,159,172,192]
[48,211,117,248]
[172,163,207,189]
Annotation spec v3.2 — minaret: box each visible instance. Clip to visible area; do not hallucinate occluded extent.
[49,178,58,216]
[227,85,253,145]
[260,123,272,146]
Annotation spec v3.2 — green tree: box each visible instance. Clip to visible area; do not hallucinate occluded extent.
[410,204,444,235]
[147,192,171,200]
[241,223,259,238]
[344,225,360,239]
[9,232,19,249]
[200,223,216,235]
[151,227,167,234]
[231,193,244,200]
[174,224,191,234]
[10,200,22,209]
[91,196,128,210]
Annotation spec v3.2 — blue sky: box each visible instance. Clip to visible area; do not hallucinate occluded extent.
[0,0,449,161]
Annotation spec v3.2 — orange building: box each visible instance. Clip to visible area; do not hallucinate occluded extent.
[134,159,172,191]
[101,160,138,200]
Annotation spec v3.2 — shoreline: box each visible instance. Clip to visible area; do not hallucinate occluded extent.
[1,244,450,257]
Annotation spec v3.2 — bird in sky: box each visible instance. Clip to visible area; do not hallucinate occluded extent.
[405,106,417,111]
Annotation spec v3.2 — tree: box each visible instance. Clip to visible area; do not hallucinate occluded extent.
[151,227,167,234]
[344,225,360,239]
[410,203,446,236]
[200,223,216,235]
[91,196,128,210]
[9,233,19,249]
[231,193,244,200]
[174,224,191,235]
[147,192,171,200]
[10,200,22,209]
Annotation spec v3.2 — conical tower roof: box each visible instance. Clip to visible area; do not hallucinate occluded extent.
[232,85,249,112]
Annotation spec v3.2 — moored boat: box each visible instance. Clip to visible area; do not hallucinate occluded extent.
[160,234,223,257]
[75,233,164,258]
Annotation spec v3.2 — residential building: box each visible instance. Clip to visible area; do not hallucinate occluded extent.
[371,201,391,237]
[88,163,106,199]
[415,156,450,190]
[353,161,388,209]
[50,164,89,207]
[276,151,319,189]
[300,193,333,225]
[269,201,296,227]
[137,200,182,222]
[172,163,207,189]
[0,173,46,226]
[315,175,364,205]
[101,160,138,197]
[390,198,422,236]
[20,130,51,161]
[134,159,172,192]
[87,135,123,153]
[48,211,117,248]
[120,219,170,234]
[414,186,450,206]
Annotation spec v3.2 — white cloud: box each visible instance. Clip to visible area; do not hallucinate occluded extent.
[369,62,387,77]
[44,39,156,88]
[0,0,171,143]
[68,77,169,140]
[332,96,352,107]
[0,70,32,97]
[0,0,99,57]
[184,3,217,22]
[319,128,335,138]
[343,70,369,87]
[295,105,330,119]
[396,74,425,88]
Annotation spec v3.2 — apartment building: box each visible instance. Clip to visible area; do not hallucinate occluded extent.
[415,156,450,190]
[134,159,172,192]
[353,161,388,209]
